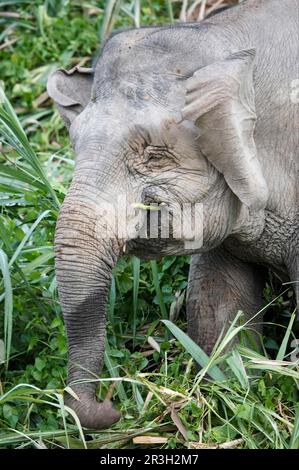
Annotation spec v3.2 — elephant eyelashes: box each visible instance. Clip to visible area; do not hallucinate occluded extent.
[143,147,178,170]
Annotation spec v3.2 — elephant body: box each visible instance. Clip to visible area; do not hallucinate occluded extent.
[47,0,298,429]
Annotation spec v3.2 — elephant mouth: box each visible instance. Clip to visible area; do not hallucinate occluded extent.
[127,199,184,257]
[141,194,167,209]
[141,185,171,207]
[128,188,204,255]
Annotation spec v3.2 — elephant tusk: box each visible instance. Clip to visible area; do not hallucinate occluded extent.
[132,202,165,211]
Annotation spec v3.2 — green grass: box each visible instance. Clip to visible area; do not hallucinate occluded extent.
[0,0,298,449]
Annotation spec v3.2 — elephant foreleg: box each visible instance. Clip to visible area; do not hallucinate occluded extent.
[287,244,299,315]
[186,246,265,355]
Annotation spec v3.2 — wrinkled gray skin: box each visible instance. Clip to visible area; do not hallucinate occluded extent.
[47,0,298,429]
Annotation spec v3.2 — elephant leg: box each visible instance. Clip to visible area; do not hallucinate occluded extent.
[186,246,265,355]
[287,247,299,314]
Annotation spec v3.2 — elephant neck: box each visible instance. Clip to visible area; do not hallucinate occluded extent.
[225,206,292,277]
[229,203,266,244]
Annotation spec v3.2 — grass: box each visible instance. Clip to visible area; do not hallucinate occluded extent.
[0,308,298,449]
[0,0,298,449]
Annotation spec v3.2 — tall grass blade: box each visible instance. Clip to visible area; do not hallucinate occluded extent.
[0,163,45,191]
[104,339,127,402]
[100,0,122,41]
[0,1,32,7]
[0,217,46,305]
[22,251,54,276]
[165,0,174,23]
[132,256,140,347]
[246,362,299,379]
[226,348,249,389]
[9,210,50,267]
[290,405,299,449]
[62,405,87,449]
[0,248,13,367]
[108,273,116,333]
[0,85,59,208]
[191,311,244,391]
[0,339,4,364]
[132,382,144,412]
[134,0,140,28]
[162,319,226,381]
[150,260,167,319]
[55,393,70,449]
[276,310,296,361]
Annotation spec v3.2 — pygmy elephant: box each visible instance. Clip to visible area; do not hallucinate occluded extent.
[47,0,298,429]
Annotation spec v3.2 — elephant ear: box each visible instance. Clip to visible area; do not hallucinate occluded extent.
[47,66,94,128]
[182,49,268,211]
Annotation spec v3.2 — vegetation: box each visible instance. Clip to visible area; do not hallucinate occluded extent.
[0,0,298,449]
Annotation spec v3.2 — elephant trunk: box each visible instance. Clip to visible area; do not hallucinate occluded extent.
[55,193,121,429]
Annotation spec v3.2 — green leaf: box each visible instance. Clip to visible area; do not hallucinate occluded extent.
[2,404,19,427]
[35,357,46,372]
[235,403,253,421]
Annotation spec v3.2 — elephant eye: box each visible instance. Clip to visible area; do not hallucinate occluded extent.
[146,152,164,164]
[144,146,177,169]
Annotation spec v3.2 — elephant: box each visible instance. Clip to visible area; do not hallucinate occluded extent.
[47,0,298,429]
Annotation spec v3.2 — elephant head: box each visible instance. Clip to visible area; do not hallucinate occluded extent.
[47,27,268,429]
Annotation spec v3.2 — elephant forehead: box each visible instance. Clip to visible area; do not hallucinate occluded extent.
[74,97,181,142]
[92,35,186,106]
[92,66,177,108]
